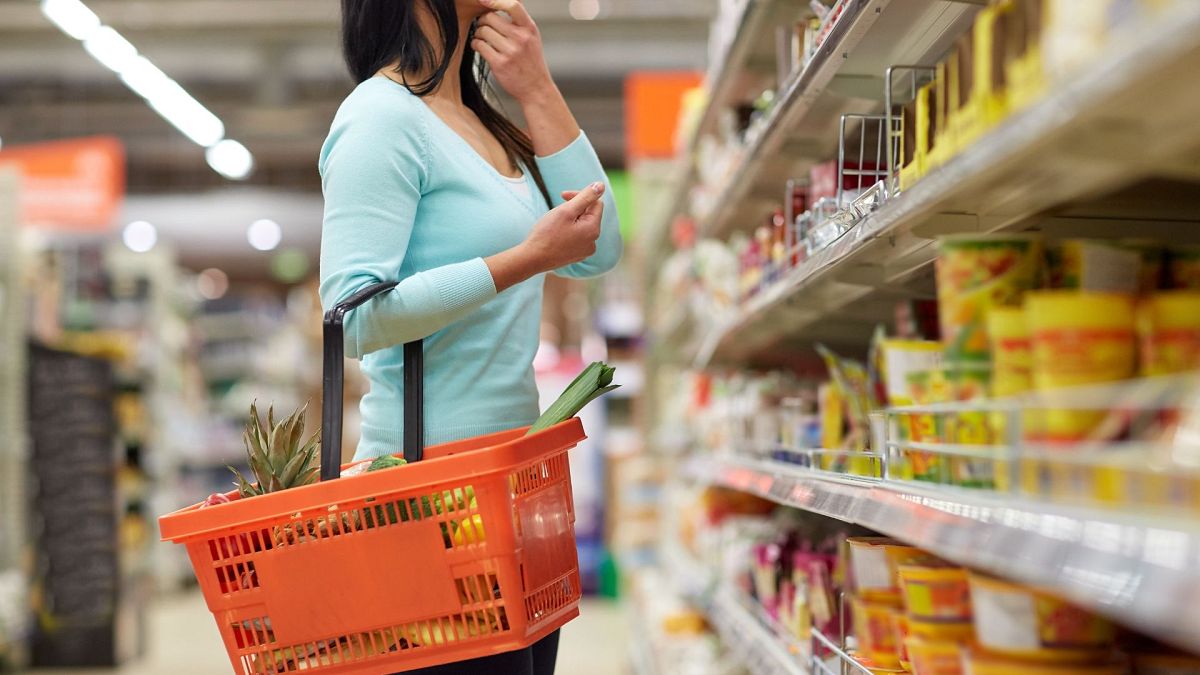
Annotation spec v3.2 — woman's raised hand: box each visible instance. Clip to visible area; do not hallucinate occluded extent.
[522,182,606,272]
[472,1,554,104]
[485,182,605,293]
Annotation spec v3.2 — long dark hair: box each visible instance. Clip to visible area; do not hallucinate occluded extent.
[341,0,551,207]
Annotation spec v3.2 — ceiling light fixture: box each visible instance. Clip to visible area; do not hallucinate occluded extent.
[82,25,137,73]
[122,220,157,253]
[568,0,601,21]
[40,0,252,180]
[207,140,254,181]
[247,219,282,252]
[40,0,100,40]
[197,268,230,300]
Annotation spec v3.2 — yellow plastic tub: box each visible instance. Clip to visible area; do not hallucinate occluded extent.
[898,563,972,622]
[988,307,1032,399]
[1025,291,1136,440]
[1168,244,1200,289]
[848,538,929,602]
[906,638,965,675]
[852,596,904,669]
[1137,291,1200,376]
[907,619,975,643]
[1025,292,1136,501]
[892,611,913,671]
[966,573,1115,661]
[936,235,1043,363]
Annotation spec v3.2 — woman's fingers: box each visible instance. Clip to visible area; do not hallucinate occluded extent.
[471,38,503,63]
[561,190,601,219]
[560,182,605,219]
[473,25,513,53]
[500,1,535,28]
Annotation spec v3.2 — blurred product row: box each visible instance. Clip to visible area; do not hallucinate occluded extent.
[634,0,1200,673]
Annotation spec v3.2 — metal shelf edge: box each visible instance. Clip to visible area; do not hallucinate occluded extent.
[686,454,1200,651]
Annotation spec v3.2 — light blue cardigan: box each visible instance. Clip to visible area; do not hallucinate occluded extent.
[319,77,622,459]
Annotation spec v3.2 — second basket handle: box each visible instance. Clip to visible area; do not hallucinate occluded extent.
[321,281,424,481]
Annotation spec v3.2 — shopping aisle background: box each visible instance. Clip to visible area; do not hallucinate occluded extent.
[36,598,630,675]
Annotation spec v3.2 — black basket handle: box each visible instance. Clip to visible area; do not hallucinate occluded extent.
[321,281,424,481]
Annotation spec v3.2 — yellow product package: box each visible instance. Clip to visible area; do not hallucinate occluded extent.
[1167,244,1200,289]
[945,361,995,488]
[1138,291,1200,376]
[1046,239,1144,294]
[905,369,952,484]
[1025,292,1136,501]
[819,382,845,470]
[937,235,1043,363]
[882,340,944,480]
[967,573,1115,662]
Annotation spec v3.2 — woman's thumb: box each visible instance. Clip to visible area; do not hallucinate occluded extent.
[562,181,605,216]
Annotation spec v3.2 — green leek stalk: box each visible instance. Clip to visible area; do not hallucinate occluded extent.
[527,362,620,435]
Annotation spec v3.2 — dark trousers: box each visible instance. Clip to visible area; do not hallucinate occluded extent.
[399,630,560,675]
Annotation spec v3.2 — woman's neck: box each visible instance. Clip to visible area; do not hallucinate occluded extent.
[410,9,478,106]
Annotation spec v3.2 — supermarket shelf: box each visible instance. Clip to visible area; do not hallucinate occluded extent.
[687,454,1200,651]
[627,605,661,675]
[696,0,979,240]
[653,0,777,240]
[709,587,808,675]
[692,0,1200,367]
[663,541,808,675]
[690,0,778,154]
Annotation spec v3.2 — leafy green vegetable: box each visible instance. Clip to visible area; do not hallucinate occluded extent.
[367,455,407,472]
[527,362,620,435]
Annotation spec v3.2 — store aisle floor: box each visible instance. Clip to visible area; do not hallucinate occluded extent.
[38,591,630,675]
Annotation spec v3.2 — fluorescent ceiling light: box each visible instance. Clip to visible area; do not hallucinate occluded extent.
[40,0,101,41]
[247,219,282,252]
[207,140,254,181]
[122,220,157,253]
[148,80,226,147]
[118,55,170,99]
[42,0,252,180]
[83,26,138,73]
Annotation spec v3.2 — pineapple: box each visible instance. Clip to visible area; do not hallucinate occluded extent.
[229,402,320,498]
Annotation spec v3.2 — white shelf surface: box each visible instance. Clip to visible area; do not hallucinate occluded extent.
[690,0,1200,366]
[687,454,1200,652]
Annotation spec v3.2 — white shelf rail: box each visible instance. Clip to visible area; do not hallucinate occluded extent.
[686,452,1200,651]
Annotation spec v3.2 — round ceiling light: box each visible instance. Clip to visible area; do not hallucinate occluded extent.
[122,220,157,253]
[568,0,600,20]
[247,218,282,251]
[197,268,229,300]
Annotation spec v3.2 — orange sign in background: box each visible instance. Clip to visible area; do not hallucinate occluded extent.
[0,136,125,231]
[624,71,703,161]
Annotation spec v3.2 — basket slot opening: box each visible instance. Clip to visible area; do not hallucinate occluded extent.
[215,559,259,595]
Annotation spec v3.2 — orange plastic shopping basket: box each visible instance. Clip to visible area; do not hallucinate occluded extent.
[160,282,585,674]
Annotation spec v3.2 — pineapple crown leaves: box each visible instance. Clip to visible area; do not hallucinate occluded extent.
[229,401,322,498]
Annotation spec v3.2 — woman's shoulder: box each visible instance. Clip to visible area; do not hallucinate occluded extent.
[334,77,426,129]
[321,78,430,171]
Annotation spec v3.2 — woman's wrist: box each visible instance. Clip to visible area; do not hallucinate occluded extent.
[515,75,561,110]
[485,242,549,293]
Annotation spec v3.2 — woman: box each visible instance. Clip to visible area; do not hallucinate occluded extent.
[319,0,621,672]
